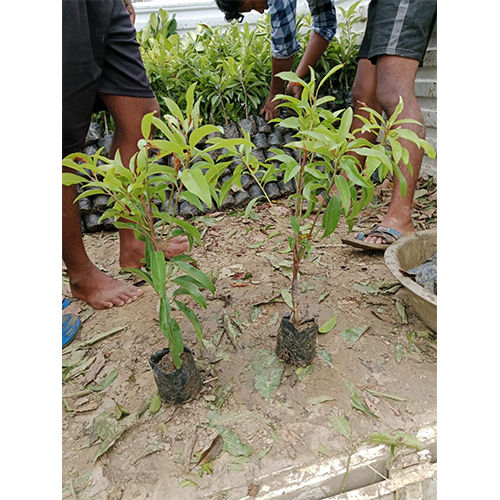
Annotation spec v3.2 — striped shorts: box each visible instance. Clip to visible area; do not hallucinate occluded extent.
[358,0,437,67]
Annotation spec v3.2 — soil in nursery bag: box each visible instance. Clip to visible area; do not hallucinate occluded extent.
[62,182,437,500]
[150,347,202,404]
[276,314,317,366]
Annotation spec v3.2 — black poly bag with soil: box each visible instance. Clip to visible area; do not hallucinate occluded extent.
[276,314,317,367]
[149,346,202,404]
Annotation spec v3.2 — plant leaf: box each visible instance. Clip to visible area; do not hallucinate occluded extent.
[319,313,338,333]
[330,415,351,440]
[216,426,253,457]
[280,288,293,309]
[251,349,284,400]
[318,348,333,367]
[341,325,369,346]
[149,393,162,415]
[90,368,119,392]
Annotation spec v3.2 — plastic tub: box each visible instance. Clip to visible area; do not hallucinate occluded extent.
[384,228,437,332]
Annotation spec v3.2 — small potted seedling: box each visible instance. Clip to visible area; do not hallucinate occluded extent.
[265,66,435,366]
[62,84,246,403]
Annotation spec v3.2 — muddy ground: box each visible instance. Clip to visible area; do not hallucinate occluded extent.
[62,178,437,499]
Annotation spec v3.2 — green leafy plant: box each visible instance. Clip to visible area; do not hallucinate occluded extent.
[62,84,246,369]
[267,66,435,325]
[365,431,424,469]
[137,11,340,125]
[324,0,363,93]
[139,17,271,124]
[137,8,178,51]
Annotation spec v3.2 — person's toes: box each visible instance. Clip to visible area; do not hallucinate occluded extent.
[111,296,126,307]
[165,235,190,258]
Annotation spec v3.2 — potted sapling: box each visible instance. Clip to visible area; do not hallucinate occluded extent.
[267,66,435,366]
[62,84,245,403]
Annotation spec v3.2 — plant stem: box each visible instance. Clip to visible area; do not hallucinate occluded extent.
[291,243,300,325]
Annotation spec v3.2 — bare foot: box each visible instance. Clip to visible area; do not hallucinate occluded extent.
[119,235,190,269]
[69,265,144,309]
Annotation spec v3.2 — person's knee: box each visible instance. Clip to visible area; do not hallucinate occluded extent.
[351,79,374,107]
[149,99,161,118]
[376,84,411,116]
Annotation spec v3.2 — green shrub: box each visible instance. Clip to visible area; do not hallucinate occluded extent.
[137,8,360,125]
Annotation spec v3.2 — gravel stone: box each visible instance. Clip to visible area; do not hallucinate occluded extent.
[238,116,257,136]
[256,115,272,133]
[206,130,223,141]
[77,197,92,214]
[97,133,114,156]
[85,122,102,145]
[264,182,281,200]
[220,192,236,210]
[268,130,283,146]
[102,218,116,231]
[223,122,240,139]
[233,190,250,207]
[248,184,264,199]
[84,213,103,232]
[83,144,99,156]
[240,173,254,190]
[253,149,267,162]
[93,194,111,212]
[278,178,296,197]
[161,197,179,216]
[252,132,269,149]
[179,201,201,218]
[221,174,232,185]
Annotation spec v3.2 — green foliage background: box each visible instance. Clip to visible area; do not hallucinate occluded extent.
[137,8,361,125]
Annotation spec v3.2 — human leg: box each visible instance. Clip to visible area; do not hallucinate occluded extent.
[62,0,145,309]
[363,54,423,245]
[63,179,144,309]
[350,58,382,161]
[98,94,189,268]
[344,0,436,247]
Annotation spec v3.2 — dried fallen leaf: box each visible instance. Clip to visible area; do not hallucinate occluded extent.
[318,348,333,367]
[395,299,408,324]
[363,397,381,418]
[132,442,164,464]
[216,426,253,457]
[341,325,370,346]
[248,483,260,497]
[394,340,405,363]
[308,395,335,405]
[191,433,223,470]
[371,310,396,324]
[90,412,127,462]
[83,352,106,386]
[114,402,130,420]
[344,380,379,419]
[280,288,293,309]
[252,349,283,400]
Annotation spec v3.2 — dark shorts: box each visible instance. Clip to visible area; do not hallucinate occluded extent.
[358,0,437,67]
[62,0,155,157]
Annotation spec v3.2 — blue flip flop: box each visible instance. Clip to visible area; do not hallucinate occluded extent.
[62,298,80,348]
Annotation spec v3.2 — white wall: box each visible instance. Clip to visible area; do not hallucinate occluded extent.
[132,0,370,34]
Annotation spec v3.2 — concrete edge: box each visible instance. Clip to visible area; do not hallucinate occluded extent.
[211,424,436,499]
